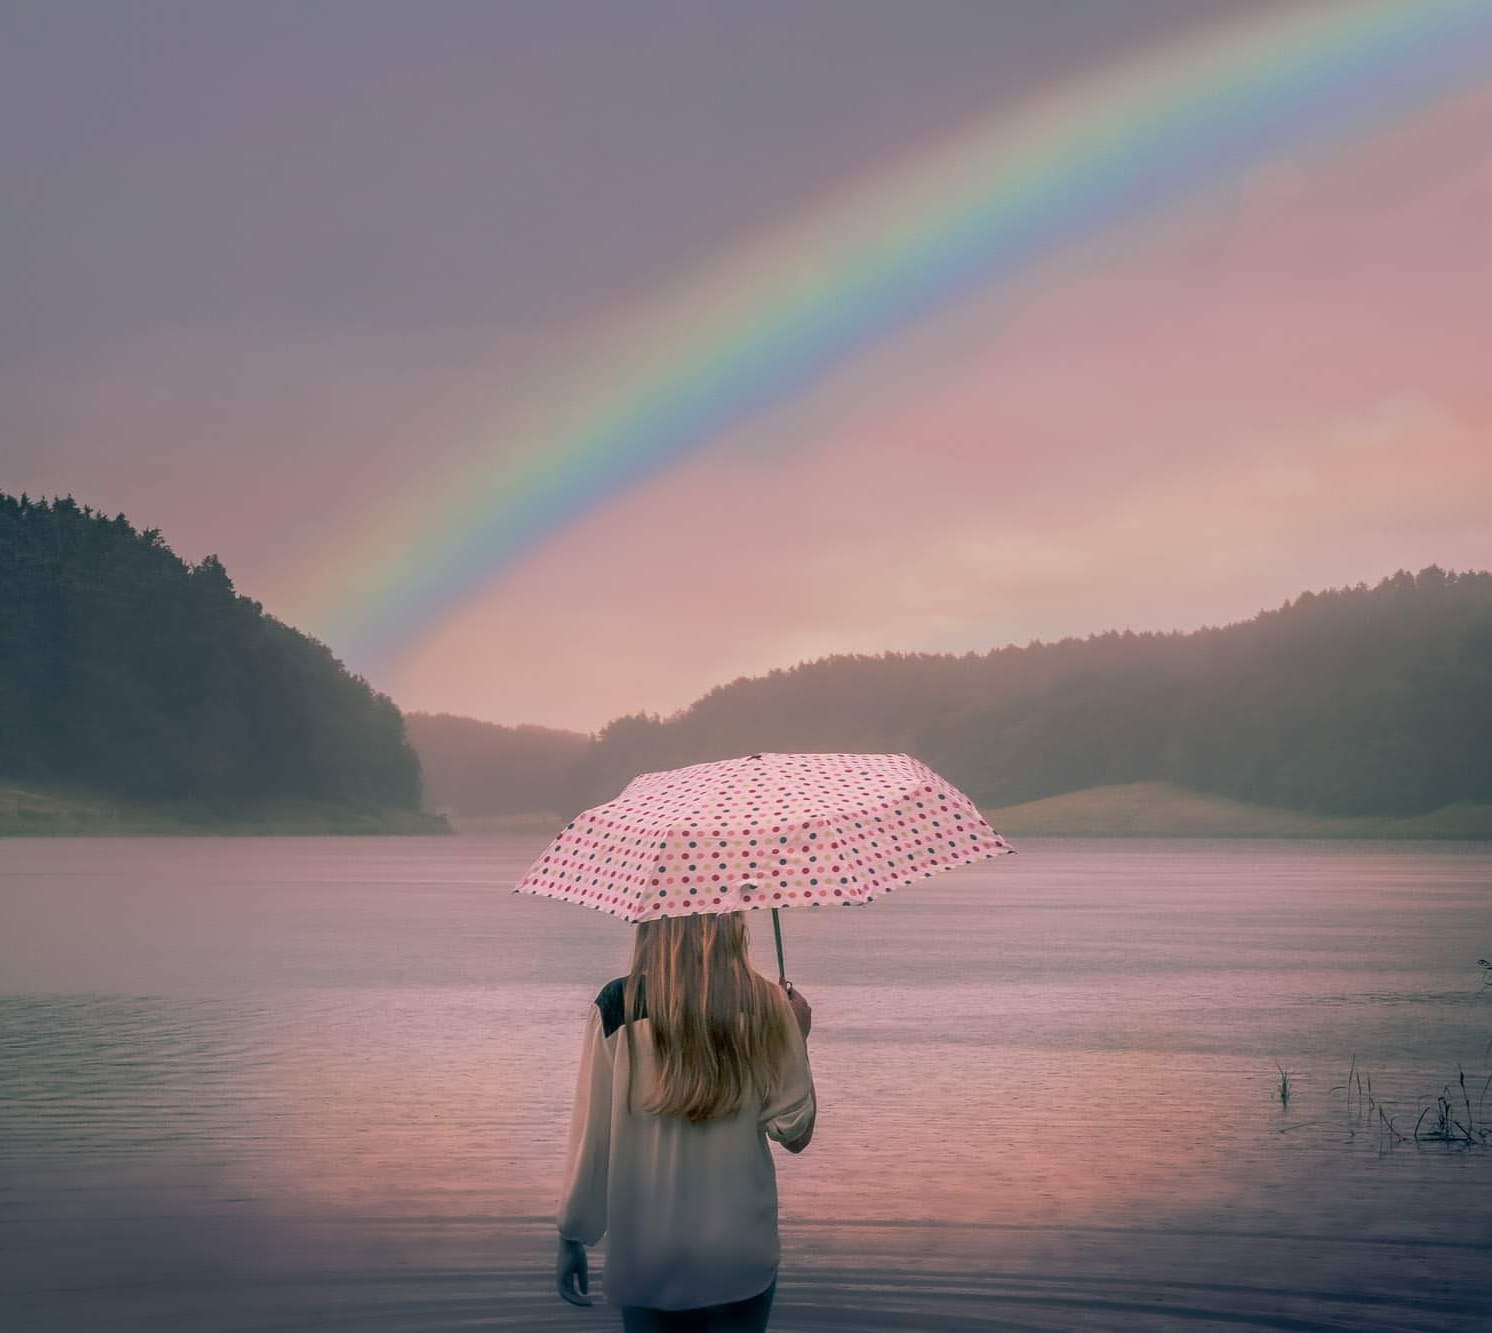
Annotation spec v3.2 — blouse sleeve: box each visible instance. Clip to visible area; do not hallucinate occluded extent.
[556,1003,613,1244]
[761,1009,816,1145]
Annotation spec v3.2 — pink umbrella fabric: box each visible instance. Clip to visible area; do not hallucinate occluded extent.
[513,751,1014,924]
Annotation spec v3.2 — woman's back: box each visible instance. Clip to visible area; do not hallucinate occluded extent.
[558,965,816,1312]
[558,907,817,1319]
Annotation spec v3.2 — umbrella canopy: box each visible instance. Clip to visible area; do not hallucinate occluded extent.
[514,751,1013,924]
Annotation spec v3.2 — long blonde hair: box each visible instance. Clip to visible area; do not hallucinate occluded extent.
[623,912,791,1123]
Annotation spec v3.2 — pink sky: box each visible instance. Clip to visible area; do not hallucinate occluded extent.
[6,5,1489,734]
[388,87,1492,731]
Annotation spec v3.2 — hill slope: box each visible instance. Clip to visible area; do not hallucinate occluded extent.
[982,781,1492,838]
[556,567,1492,820]
[410,568,1492,828]
[403,713,588,816]
[0,493,425,821]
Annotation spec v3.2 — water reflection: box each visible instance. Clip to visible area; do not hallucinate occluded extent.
[2,835,1490,1329]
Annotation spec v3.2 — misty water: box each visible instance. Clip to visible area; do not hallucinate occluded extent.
[2,835,1490,1332]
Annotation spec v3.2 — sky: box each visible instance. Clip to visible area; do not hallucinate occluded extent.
[4,1,1490,733]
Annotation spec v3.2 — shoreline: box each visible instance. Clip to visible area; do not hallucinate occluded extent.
[979,781,1492,839]
[7,780,1490,840]
[448,782,1492,841]
[0,786,450,837]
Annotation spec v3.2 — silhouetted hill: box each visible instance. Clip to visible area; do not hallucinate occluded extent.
[404,713,588,815]
[456,567,1490,821]
[0,493,423,813]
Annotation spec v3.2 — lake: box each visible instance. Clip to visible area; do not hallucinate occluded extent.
[2,835,1490,1331]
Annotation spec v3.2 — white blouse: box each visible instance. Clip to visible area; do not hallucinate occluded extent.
[556,975,817,1311]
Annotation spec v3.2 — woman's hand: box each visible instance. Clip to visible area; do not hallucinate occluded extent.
[556,1237,591,1306]
[781,979,812,1040]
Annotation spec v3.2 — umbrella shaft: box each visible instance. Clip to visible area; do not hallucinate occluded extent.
[771,908,785,982]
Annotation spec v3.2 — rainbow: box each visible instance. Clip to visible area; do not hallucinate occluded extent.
[296,0,1492,672]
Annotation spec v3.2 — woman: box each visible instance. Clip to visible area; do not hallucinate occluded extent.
[554,911,816,1332]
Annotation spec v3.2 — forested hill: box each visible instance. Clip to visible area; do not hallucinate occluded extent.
[0,493,421,809]
[404,713,588,816]
[429,567,1492,821]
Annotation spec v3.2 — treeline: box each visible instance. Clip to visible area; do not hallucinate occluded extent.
[404,712,588,815]
[0,493,421,808]
[417,568,1492,820]
[12,493,1480,822]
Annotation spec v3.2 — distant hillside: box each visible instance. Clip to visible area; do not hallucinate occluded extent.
[983,781,1492,839]
[459,567,1490,824]
[0,493,424,815]
[403,713,588,815]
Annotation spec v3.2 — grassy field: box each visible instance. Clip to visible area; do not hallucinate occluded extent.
[0,785,450,836]
[980,781,1492,838]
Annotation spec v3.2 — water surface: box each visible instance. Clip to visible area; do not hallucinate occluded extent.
[2,835,1490,1330]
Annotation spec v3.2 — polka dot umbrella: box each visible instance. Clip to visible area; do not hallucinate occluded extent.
[513,751,1016,978]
